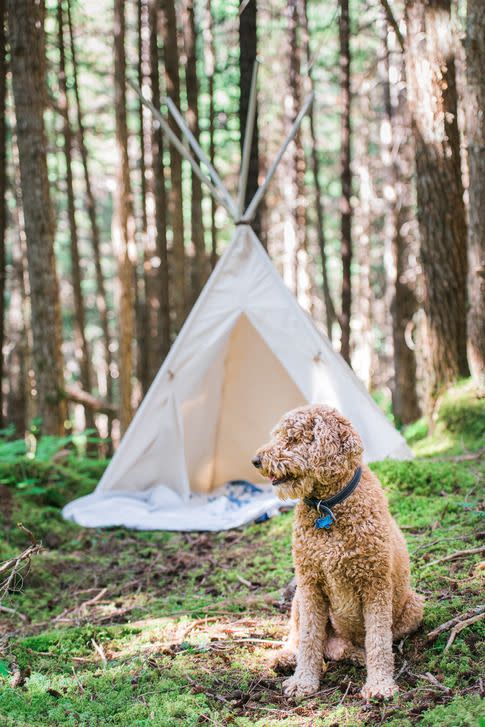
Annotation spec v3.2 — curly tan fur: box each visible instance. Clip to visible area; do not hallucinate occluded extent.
[254,404,423,700]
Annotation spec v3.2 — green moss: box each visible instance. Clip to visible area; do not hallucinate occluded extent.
[418,695,484,726]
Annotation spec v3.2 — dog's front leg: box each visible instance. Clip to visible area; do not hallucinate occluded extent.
[361,584,397,700]
[283,583,327,698]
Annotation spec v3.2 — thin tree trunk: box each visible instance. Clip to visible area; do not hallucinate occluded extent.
[0,0,6,427]
[239,0,261,238]
[8,0,66,435]
[159,0,185,330]
[287,0,311,309]
[404,0,469,404]
[184,0,207,298]
[339,0,352,365]
[57,0,94,431]
[380,17,420,425]
[113,0,136,434]
[148,0,170,378]
[301,0,337,339]
[136,0,150,394]
[204,0,217,268]
[465,0,485,391]
[66,2,113,420]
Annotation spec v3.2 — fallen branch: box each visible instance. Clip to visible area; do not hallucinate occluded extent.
[427,604,485,642]
[417,672,450,692]
[424,545,485,567]
[444,611,485,652]
[436,447,485,462]
[0,526,43,603]
[62,386,117,415]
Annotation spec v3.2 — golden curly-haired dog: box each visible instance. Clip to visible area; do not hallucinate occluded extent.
[253,404,423,700]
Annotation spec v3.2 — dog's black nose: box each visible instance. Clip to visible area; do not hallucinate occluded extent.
[252,455,262,469]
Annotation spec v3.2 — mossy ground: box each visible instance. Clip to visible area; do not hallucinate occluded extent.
[0,382,484,726]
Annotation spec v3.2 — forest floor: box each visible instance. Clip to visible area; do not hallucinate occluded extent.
[0,381,484,726]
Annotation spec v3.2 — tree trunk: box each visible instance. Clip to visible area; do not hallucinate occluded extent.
[184,0,208,298]
[148,0,170,380]
[8,0,66,435]
[0,0,6,427]
[204,0,217,268]
[113,0,136,434]
[465,0,485,391]
[159,0,185,330]
[136,0,150,394]
[302,0,337,339]
[339,0,352,365]
[404,0,469,403]
[57,0,94,431]
[67,2,113,418]
[239,0,261,238]
[380,17,420,425]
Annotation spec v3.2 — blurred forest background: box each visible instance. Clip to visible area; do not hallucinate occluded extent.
[1,0,484,448]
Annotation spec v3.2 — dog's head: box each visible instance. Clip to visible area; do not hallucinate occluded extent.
[252,405,363,500]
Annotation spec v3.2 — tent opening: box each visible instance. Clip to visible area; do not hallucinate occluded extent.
[185,313,307,493]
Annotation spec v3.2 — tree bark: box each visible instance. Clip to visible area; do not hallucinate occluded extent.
[204,0,217,268]
[136,0,150,393]
[8,0,66,434]
[113,0,136,434]
[159,0,185,330]
[404,0,469,403]
[57,0,94,430]
[339,0,352,365]
[67,1,113,415]
[0,0,6,427]
[302,0,337,339]
[184,0,208,298]
[239,0,261,239]
[465,0,485,391]
[380,17,420,425]
[148,0,170,380]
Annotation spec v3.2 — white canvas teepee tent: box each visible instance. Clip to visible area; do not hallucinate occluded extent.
[63,68,412,532]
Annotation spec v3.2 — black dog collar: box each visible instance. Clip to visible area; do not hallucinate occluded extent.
[303,467,362,530]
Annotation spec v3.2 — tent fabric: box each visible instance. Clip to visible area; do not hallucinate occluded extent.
[63,224,413,531]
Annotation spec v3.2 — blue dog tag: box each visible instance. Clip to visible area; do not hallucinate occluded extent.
[315,514,333,529]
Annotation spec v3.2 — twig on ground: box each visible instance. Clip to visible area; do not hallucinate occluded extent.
[236,574,254,589]
[444,611,485,652]
[91,638,107,665]
[71,666,85,693]
[427,604,485,641]
[424,546,485,567]
[0,526,43,603]
[0,604,29,622]
[417,672,451,692]
[338,680,352,705]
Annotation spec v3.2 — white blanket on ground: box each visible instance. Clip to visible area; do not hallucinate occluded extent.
[62,480,292,532]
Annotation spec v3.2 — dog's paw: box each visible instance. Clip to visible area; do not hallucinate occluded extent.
[283,673,320,698]
[361,678,398,701]
[271,649,297,675]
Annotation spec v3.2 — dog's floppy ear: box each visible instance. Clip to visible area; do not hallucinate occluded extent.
[339,424,364,458]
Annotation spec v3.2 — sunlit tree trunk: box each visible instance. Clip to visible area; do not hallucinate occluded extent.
[339,0,352,365]
[8,0,66,435]
[159,0,185,330]
[57,0,94,431]
[404,0,468,403]
[148,0,170,379]
[465,0,485,391]
[0,0,6,427]
[184,0,207,298]
[67,2,113,424]
[113,0,136,434]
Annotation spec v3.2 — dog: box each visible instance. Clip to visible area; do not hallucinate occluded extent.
[252,404,423,700]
